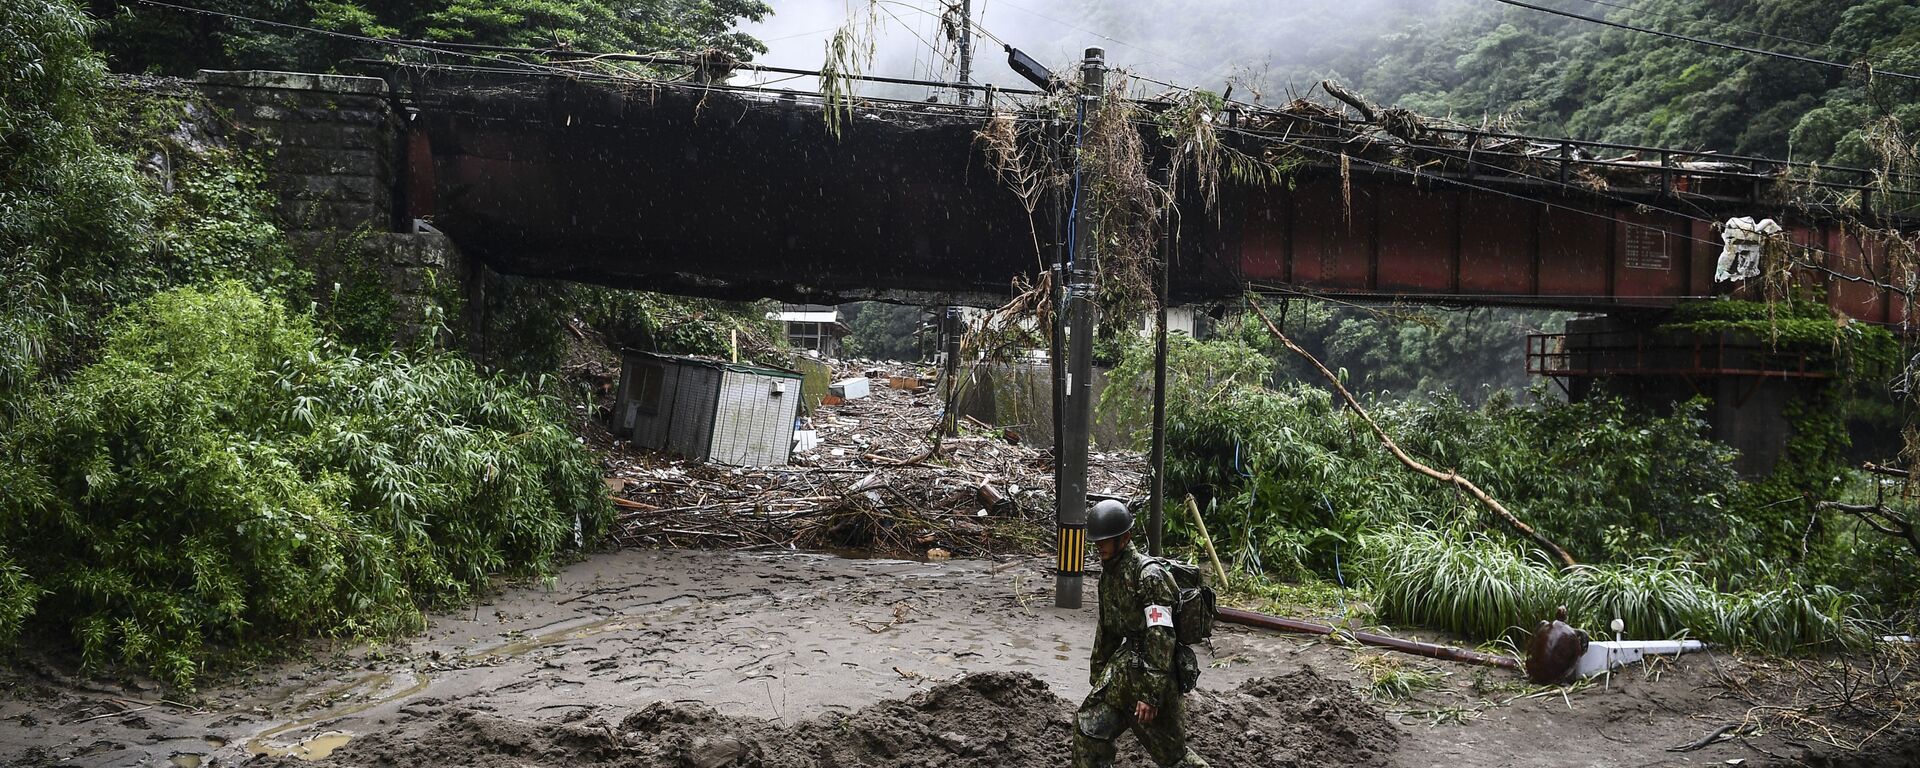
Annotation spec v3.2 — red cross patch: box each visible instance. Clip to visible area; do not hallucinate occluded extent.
[1145,604,1173,628]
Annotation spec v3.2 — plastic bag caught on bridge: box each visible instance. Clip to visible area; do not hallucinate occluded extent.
[1715,216,1782,282]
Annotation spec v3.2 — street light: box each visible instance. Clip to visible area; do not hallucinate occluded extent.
[1004,45,1057,91]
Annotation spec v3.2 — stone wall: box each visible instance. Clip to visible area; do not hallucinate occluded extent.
[194,70,467,345]
[193,70,399,233]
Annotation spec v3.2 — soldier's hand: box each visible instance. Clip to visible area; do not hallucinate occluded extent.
[1133,700,1158,725]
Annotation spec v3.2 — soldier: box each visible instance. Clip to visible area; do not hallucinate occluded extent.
[1073,500,1209,768]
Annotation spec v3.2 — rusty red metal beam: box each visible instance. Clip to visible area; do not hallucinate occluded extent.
[1233,173,1915,328]
[383,68,1916,320]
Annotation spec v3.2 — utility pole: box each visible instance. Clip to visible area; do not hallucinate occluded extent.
[955,0,974,106]
[1056,46,1105,610]
[940,306,962,435]
[1147,164,1172,558]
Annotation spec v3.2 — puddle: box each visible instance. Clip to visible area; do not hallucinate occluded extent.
[250,730,353,761]
[169,754,203,768]
[246,672,426,759]
[469,615,642,659]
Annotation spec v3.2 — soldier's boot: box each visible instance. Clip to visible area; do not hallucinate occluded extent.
[1071,728,1119,768]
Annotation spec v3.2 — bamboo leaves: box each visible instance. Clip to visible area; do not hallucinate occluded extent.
[0,283,611,687]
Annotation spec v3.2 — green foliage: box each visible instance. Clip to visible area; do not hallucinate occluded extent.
[1663,299,1902,386]
[1368,526,1564,641]
[581,289,784,360]
[1139,327,1741,572]
[1562,558,1719,642]
[316,231,400,349]
[1122,322,1904,652]
[1366,526,1874,651]
[1292,0,1920,170]
[90,0,771,76]
[0,283,610,687]
[2,0,300,403]
[842,302,925,361]
[1265,300,1571,401]
[2,0,149,398]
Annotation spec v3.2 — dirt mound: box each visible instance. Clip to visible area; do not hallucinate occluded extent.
[251,670,1396,767]
[1183,671,1400,767]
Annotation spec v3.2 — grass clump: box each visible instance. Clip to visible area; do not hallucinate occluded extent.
[1362,527,1876,652]
[1351,653,1445,701]
[1366,526,1564,642]
[0,283,611,687]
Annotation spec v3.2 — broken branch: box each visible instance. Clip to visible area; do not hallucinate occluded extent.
[1815,500,1920,558]
[1247,296,1578,569]
[1320,80,1376,123]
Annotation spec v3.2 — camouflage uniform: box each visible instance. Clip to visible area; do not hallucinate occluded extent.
[1073,541,1209,768]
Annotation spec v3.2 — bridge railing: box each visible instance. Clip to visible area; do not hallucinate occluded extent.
[1219,109,1920,217]
[1527,332,1832,382]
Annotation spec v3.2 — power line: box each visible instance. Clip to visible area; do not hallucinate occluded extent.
[1576,0,1877,63]
[1488,0,1920,82]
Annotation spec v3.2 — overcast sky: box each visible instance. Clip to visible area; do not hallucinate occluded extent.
[729,0,1451,100]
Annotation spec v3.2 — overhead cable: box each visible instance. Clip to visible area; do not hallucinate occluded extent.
[1488,0,1920,82]
[1577,0,1878,62]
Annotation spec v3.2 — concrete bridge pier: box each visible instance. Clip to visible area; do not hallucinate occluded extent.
[1532,314,1837,476]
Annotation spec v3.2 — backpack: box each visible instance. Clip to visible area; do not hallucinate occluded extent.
[1148,557,1217,693]
[1152,557,1218,645]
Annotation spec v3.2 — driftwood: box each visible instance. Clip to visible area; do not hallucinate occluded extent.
[1247,297,1579,568]
[602,362,1148,557]
[1320,80,1376,123]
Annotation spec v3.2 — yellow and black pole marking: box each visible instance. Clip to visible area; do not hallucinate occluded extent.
[1055,523,1085,609]
[1056,524,1086,577]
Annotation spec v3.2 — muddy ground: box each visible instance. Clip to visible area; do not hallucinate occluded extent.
[1,549,1913,767]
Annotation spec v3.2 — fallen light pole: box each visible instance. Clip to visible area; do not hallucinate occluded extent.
[1217,606,1522,672]
[1054,46,1106,610]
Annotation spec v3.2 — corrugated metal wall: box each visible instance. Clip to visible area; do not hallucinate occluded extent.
[709,371,799,466]
[666,365,721,461]
[626,359,722,461]
[627,360,673,451]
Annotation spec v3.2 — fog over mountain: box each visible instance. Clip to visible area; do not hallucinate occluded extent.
[732,0,1462,101]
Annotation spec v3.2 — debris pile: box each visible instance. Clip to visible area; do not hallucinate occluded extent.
[1230,80,1757,195]
[602,364,1145,557]
[252,670,1400,768]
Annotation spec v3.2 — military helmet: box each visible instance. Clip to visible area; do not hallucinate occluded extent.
[1087,499,1133,542]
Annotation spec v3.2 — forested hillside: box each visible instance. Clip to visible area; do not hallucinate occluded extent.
[87,0,770,74]
[1310,0,1919,169]
[1027,1,1915,169]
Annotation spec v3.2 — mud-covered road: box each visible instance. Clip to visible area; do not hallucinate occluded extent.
[1,549,1911,767]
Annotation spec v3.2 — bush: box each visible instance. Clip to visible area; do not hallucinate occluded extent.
[1366,526,1564,641]
[1562,558,1719,642]
[1361,527,1874,652]
[3,0,300,399]
[0,283,610,687]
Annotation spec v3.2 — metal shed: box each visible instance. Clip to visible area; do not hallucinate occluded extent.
[613,350,803,466]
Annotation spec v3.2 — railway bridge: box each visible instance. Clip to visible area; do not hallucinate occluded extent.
[192,66,1915,471]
